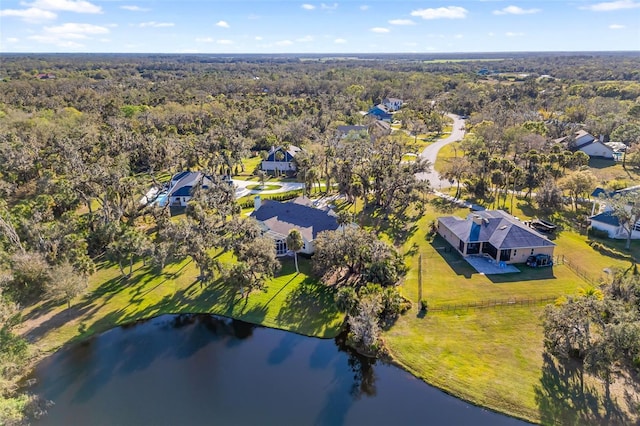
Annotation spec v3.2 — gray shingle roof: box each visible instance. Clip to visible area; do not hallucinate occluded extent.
[250,196,339,241]
[439,210,555,249]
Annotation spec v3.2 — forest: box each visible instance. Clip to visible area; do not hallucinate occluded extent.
[1,52,640,424]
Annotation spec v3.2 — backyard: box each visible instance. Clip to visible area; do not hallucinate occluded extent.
[381,198,638,424]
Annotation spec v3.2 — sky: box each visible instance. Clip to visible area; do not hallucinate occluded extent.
[1,0,639,53]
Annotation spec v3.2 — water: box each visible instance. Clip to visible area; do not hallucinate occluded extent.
[30,314,528,426]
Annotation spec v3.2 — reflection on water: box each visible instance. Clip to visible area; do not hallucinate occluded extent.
[29,314,528,426]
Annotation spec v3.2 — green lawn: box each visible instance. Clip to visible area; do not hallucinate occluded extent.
[20,255,344,356]
[587,158,640,187]
[381,198,636,424]
[246,184,282,191]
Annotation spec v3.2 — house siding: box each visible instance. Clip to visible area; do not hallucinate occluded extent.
[437,222,463,255]
[261,160,296,172]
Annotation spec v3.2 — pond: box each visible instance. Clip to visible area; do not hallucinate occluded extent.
[30,315,529,425]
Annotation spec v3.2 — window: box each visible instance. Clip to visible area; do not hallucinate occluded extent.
[531,249,534,255]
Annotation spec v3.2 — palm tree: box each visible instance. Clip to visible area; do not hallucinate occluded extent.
[337,210,352,234]
[286,229,304,273]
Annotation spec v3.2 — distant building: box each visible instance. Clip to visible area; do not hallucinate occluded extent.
[261,145,301,175]
[382,97,404,112]
[163,171,215,207]
[367,104,392,121]
[35,73,56,79]
[556,130,614,159]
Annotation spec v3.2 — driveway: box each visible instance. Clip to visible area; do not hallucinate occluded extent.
[233,179,305,198]
[416,113,466,189]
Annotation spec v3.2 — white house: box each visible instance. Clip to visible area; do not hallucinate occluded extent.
[261,145,301,174]
[382,97,404,112]
[558,130,615,159]
[589,185,640,239]
[250,196,341,256]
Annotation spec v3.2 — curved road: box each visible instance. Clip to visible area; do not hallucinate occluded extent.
[416,113,466,189]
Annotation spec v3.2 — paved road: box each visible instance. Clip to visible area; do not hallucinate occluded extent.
[416,113,466,189]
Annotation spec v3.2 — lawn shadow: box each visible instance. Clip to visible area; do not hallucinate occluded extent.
[535,352,630,426]
[429,235,475,279]
[487,266,557,284]
[275,277,342,336]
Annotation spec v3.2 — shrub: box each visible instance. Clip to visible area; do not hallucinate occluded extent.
[588,226,610,239]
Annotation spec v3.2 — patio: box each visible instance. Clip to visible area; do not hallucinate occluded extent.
[464,255,520,275]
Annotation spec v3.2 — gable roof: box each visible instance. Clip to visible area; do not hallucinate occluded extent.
[439,210,555,249]
[250,196,339,241]
[590,211,620,227]
[168,171,213,197]
[265,145,301,162]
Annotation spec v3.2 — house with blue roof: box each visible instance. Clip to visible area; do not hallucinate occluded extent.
[161,171,214,207]
[589,185,640,239]
[250,196,341,256]
[437,210,555,264]
[367,104,392,121]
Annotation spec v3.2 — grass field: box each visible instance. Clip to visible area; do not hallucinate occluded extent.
[380,198,637,424]
[19,255,344,356]
[587,158,640,187]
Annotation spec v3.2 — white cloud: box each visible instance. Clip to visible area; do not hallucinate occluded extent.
[580,0,640,11]
[28,22,108,47]
[139,21,174,28]
[609,23,626,28]
[296,35,314,42]
[454,34,464,39]
[45,22,109,35]
[505,31,525,37]
[360,5,369,11]
[120,5,149,12]
[0,7,57,23]
[196,37,214,42]
[334,38,346,43]
[493,5,540,15]
[388,19,415,25]
[216,20,229,28]
[275,39,293,46]
[217,39,233,44]
[321,3,338,10]
[488,32,495,37]
[25,0,102,14]
[255,36,263,40]
[411,6,468,19]
[370,27,390,33]
[301,4,315,10]
[7,37,20,42]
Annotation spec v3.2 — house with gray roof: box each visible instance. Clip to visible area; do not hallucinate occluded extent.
[250,196,341,256]
[165,171,214,207]
[437,210,555,264]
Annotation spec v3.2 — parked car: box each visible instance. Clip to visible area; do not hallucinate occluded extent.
[526,254,553,268]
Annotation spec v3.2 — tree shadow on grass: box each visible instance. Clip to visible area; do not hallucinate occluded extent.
[534,353,630,426]
[487,267,557,284]
[429,235,475,279]
[275,277,343,337]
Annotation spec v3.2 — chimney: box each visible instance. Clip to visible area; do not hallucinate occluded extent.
[254,195,261,211]
[471,215,483,226]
